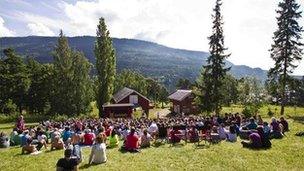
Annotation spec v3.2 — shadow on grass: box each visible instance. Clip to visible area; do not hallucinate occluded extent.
[288,115,304,124]
[79,163,105,170]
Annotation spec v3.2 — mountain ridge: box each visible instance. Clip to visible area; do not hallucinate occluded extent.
[0,36,271,89]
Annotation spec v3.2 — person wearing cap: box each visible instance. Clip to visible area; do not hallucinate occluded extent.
[56,149,81,171]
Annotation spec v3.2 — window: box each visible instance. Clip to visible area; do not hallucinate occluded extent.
[129,95,138,104]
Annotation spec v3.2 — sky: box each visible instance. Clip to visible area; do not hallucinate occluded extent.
[0,0,303,75]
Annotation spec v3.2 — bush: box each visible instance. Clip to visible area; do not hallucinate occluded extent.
[242,105,259,118]
[267,107,274,117]
[2,99,17,115]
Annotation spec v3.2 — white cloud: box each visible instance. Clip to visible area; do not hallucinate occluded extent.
[3,0,304,75]
[27,22,55,36]
[0,16,15,37]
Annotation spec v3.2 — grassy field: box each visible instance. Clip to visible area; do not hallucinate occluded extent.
[0,105,303,171]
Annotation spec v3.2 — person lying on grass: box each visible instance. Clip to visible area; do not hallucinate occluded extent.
[88,134,107,164]
[56,149,81,171]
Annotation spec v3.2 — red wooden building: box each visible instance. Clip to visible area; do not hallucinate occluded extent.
[168,90,198,115]
[102,87,153,118]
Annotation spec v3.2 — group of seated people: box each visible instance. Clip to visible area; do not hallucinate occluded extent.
[0,113,289,169]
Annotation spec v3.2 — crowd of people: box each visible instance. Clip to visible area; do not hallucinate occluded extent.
[0,113,289,170]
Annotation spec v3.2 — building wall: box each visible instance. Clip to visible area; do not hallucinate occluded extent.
[170,96,198,115]
[117,92,150,113]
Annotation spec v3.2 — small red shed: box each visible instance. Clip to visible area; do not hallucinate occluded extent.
[102,87,153,118]
[168,90,198,115]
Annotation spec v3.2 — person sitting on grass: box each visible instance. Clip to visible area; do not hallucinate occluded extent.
[257,126,271,148]
[241,131,262,149]
[279,117,289,133]
[218,124,227,140]
[140,129,152,148]
[51,136,64,151]
[10,129,21,146]
[22,137,37,154]
[83,129,95,146]
[148,120,158,139]
[188,126,199,143]
[108,129,119,148]
[20,130,30,147]
[0,132,10,148]
[125,127,140,152]
[62,127,73,144]
[169,126,182,144]
[263,122,271,135]
[88,135,107,165]
[36,131,48,151]
[56,149,81,171]
[226,125,237,142]
[246,118,258,130]
[270,117,283,139]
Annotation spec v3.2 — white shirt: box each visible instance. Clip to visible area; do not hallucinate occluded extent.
[218,127,226,140]
[90,143,107,164]
[226,132,237,142]
[148,123,158,133]
[37,134,46,142]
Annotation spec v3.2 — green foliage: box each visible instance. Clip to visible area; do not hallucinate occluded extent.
[268,0,303,115]
[95,18,116,117]
[242,105,259,118]
[51,31,93,116]
[26,58,53,114]
[267,107,275,117]
[221,74,238,106]
[0,48,30,113]
[115,70,169,105]
[176,78,192,89]
[196,0,230,114]
[2,99,17,115]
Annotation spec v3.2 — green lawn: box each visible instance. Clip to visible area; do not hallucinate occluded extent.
[0,106,304,171]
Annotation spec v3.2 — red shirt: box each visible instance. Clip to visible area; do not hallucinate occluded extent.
[83,133,95,145]
[126,134,139,149]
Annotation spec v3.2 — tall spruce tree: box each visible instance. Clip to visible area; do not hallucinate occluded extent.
[196,0,230,114]
[268,0,303,115]
[52,30,93,115]
[94,18,116,117]
[0,48,30,113]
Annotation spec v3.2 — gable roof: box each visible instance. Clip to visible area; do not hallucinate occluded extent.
[168,90,192,101]
[113,87,150,103]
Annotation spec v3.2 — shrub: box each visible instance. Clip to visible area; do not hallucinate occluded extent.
[242,105,259,118]
[2,99,17,115]
[267,107,274,117]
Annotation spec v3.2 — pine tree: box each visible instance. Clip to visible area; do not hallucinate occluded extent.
[0,48,30,113]
[51,30,74,115]
[95,17,116,117]
[52,30,93,115]
[268,0,303,115]
[26,58,53,114]
[196,0,230,115]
